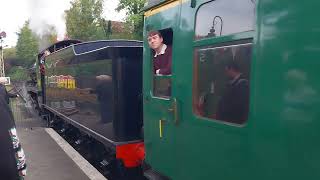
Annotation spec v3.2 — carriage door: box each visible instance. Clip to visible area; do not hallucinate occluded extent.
[143,27,178,176]
[179,0,255,179]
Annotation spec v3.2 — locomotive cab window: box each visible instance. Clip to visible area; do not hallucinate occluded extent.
[148,28,173,98]
[193,0,255,124]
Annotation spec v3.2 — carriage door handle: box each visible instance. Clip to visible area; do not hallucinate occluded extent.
[168,98,179,125]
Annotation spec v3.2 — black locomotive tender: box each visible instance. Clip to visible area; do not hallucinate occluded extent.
[29,40,144,179]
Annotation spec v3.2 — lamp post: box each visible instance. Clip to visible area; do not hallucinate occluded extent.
[0,31,6,77]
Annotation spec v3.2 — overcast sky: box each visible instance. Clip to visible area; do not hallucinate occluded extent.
[0,0,126,47]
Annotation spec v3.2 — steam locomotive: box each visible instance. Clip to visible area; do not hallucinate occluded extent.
[28,39,145,179]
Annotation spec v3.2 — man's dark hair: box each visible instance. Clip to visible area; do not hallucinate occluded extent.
[225,61,240,71]
[148,30,162,38]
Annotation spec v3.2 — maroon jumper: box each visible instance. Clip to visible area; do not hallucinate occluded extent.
[153,46,172,75]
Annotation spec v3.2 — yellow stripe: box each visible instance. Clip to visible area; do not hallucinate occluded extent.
[144,0,182,17]
[159,120,163,138]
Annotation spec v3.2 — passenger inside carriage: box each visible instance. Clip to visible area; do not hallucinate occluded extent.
[194,42,252,124]
[215,61,249,124]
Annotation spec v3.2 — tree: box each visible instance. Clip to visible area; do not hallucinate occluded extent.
[65,0,104,41]
[3,48,16,60]
[3,47,17,74]
[116,0,146,40]
[100,19,112,39]
[106,20,112,38]
[16,21,39,68]
[4,47,29,81]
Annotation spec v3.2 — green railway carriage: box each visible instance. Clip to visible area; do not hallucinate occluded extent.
[143,0,320,179]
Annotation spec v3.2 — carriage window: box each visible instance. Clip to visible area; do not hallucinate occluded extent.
[195,0,255,40]
[149,28,173,98]
[193,42,252,124]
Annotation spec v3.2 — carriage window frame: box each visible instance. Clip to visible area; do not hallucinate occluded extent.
[192,40,253,125]
[192,0,255,126]
[150,28,174,100]
[194,0,255,40]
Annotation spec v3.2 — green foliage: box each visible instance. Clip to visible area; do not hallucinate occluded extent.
[100,19,137,40]
[125,13,144,40]
[3,47,16,60]
[109,32,135,39]
[3,47,17,74]
[16,21,39,68]
[47,60,112,77]
[116,0,146,40]
[65,0,105,41]
[7,66,28,81]
[116,0,145,14]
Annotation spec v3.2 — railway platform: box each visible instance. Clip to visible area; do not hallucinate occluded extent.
[10,94,107,180]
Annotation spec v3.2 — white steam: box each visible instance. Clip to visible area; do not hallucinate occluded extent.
[25,0,126,50]
[26,0,72,42]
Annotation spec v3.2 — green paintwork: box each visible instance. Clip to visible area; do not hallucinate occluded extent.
[143,0,320,179]
[143,3,180,176]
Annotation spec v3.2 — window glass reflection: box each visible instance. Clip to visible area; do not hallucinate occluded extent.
[153,77,171,98]
[195,0,255,40]
[46,59,113,125]
[193,42,252,124]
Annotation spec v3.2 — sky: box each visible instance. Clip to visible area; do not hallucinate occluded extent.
[0,0,127,47]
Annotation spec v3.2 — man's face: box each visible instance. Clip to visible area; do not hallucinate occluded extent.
[224,67,234,79]
[147,34,163,50]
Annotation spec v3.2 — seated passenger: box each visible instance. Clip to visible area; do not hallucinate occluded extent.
[147,30,172,75]
[216,61,249,124]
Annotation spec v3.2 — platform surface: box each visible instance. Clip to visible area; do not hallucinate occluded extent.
[10,96,106,180]
[18,127,91,180]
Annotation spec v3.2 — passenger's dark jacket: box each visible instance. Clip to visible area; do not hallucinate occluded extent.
[0,84,26,179]
[216,75,249,124]
[0,84,18,104]
[153,45,172,75]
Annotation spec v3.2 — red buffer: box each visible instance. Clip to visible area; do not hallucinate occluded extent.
[116,142,145,168]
